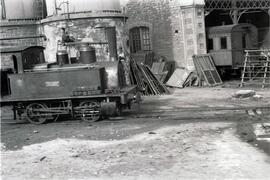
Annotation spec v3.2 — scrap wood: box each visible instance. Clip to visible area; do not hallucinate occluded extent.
[182,72,198,87]
[130,59,146,91]
[129,58,170,95]
[144,65,170,94]
[166,68,194,88]
[151,62,166,74]
[151,62,167,83]
[154,71,168,83]
[151,62,174,83]
[193,54,222,87]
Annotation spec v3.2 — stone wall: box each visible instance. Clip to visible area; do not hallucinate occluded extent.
[0,1,209,70]
[0,13,126,69]
[125,0,206,69]
[0,21,44,69]
[126,0,175,62]
[0,54,13,70]
[181,5,206,68]
[41,14,126,63]
[0,21,43,47]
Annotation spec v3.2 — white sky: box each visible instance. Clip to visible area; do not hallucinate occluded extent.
[120,0,205,6]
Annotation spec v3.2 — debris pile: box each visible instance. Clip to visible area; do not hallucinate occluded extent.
[151,61,175,83]
[164,54,223,88]
[129,59,170,95]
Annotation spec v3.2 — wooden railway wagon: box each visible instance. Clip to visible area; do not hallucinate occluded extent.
[0,46,139,124]
[206,23,258,72]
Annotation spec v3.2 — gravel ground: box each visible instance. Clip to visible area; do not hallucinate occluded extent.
[1,86,270,179]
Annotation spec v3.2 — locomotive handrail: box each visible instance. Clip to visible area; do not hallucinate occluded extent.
[24,64,103,72]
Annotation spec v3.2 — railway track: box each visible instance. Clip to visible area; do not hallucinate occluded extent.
[1,105,269,123]
[126,105,270,120]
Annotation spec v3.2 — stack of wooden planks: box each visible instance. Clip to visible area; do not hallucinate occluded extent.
[129,58,170,95]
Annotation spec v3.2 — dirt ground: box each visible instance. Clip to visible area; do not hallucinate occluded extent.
[1,84,270,180]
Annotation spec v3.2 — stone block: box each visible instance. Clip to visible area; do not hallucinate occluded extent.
[233,90,256,98]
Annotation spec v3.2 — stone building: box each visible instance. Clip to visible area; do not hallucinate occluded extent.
[0,0,127,69]
[123,0,207,69]
[123,0,269,69]
[0,0,269,71]
[42,0,127,62]
[0,0,45,70]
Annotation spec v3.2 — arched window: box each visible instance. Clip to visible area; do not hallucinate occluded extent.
[129,26,151,53]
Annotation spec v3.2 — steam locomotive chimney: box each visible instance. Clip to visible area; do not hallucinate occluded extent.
[105,27,118,61]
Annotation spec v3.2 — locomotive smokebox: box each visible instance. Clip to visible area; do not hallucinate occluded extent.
[56,50,69,66]
[79,44,96,64]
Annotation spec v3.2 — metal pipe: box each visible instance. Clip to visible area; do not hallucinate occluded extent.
[64,41,108,46]
[0,35,45,40]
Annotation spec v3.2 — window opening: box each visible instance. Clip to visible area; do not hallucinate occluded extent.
[242,33,246,49]
[207,38,213,50]
[129,26,151,53]
[220,37,227,49]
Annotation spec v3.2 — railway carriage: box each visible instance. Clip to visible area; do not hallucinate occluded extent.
[206,23,258,74]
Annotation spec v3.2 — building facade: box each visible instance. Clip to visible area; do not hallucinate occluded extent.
[0,0,269,71]
[0,0,127,69]
[124,0,207,69]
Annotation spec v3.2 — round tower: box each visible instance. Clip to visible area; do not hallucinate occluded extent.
[42,0,127,63]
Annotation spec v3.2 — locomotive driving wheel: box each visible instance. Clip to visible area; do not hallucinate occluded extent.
[26,103,49,124]
[78,100,101,122]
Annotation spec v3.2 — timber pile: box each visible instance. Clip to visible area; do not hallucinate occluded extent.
[129,58,170,95]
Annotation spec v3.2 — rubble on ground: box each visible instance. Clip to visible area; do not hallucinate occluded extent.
[233,90,256,98]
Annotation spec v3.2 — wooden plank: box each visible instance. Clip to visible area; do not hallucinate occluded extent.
[166,68,192,88]
[193,54,223,87]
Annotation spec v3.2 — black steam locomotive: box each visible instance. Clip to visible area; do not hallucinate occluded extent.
[0,45,139,124]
